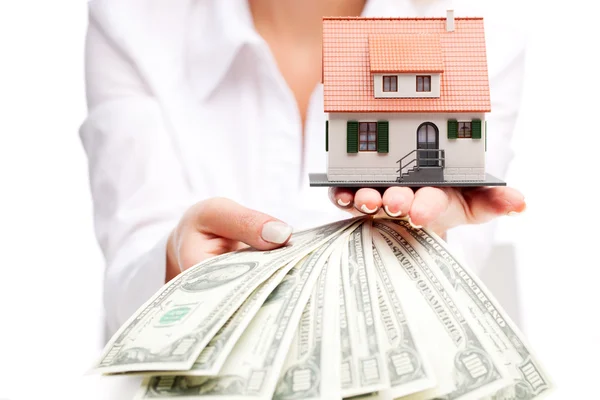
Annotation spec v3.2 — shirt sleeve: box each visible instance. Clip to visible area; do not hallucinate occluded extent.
[446,6,527,273]
[80,12,193,339]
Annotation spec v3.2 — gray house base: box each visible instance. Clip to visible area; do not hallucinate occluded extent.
[400,166,444,182]
[308,172,506,188]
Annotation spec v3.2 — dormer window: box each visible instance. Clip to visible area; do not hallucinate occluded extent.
[383,76,398,92]
[368,34,443,98]
[416,76,432,92]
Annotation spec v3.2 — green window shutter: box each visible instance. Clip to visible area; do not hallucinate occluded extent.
[325,121,329,152]
[472,119,482,139]
[377,121,389,153]
[448,119,458,139]
[347,121,359,153]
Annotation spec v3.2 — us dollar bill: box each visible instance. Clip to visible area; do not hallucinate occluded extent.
[96,219,356,374]
[272,246,341,400]
[372,223,510,400]
[383,219,553,400]
[172,264,292,376]
[339,224,390,398]
[365,221,436,399]
[136,230,358,400]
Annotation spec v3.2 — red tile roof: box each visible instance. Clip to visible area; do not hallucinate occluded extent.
[322,17,491,113]
[369,34,444,73]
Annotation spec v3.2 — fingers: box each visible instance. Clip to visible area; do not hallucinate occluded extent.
[353,188,383,214]
[409,186,526,235]
[174,230,241,274]
[329,187,355,209]
[329,187,383,216]
[409,187,450,228]
[167,198,293,277]
[191,197,293,249]
[330,186,437,220]
[330,185,526,235]
[382,187,414,217]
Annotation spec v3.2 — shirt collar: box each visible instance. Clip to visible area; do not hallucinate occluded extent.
[187,0,405,102]
[187,0,262,101]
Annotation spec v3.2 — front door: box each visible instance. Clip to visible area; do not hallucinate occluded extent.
[417,123,439,167]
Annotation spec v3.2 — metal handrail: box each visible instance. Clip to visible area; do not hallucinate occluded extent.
[396,149,445,181]
[396,158,417,174]
[397,149,418,165]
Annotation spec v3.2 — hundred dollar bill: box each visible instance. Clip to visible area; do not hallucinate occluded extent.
[382,220,553,400]
[365,221,436,399]
[273,245,343,400]
[96,218,357,374]
[136,229,358,400]
[372,224,510,400]
[339,224,390,398]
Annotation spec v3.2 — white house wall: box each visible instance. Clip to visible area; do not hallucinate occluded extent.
[373,74,441,98]
[327,112,486,182]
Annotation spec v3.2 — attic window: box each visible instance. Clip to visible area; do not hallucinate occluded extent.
[417,76,431,92]
[383,76,398,92]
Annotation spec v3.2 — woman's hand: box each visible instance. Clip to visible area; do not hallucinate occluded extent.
[166,198,293,282]
[330,186,526,237]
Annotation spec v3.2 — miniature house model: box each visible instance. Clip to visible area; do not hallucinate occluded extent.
[310,11,504,187]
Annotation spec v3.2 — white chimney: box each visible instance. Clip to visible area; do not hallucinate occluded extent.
[446,9,455,32]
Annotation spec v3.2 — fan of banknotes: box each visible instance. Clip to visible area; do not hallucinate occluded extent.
[95,217,552,400]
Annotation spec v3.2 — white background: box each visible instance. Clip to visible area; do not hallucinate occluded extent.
[0,1,599,399]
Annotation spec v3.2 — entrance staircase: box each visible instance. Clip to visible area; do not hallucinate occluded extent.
[397,149,445,182]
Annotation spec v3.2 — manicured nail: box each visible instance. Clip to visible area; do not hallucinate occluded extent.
[384,205,403,218]
[508,204,526,216]
[261,221,293,244]
[337,198,351,207]
[360,204,379,214]
[408,216,423,229]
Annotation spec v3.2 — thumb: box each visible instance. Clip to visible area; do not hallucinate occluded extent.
[192,197,293,250]
[461,187,526,225]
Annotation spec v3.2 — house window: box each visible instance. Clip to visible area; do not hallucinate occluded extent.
[458,122,472,138]
[359,122,377,151]
[383,76,398,92]
[416,76,431,92]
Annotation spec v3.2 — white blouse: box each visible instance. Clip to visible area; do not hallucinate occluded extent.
[80,0,526,339]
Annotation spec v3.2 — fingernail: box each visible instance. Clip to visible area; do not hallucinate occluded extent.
[384,205,402,218]
[508,205,526,216]
[261,221,293,244]
[408,216,423,229]
[360,204,379,214]
[337,198,351,207]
